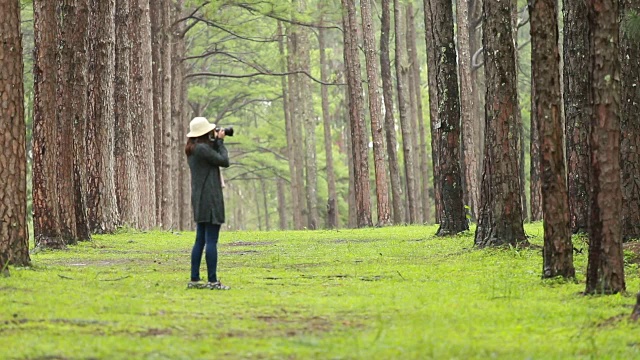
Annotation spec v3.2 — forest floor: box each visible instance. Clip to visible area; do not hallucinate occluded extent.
[1,223,640,359]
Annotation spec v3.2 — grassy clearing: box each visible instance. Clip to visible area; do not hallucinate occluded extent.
[1,223,639,359]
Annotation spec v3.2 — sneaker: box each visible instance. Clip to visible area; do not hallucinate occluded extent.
[205,281,230,290]
[187,281,206,289]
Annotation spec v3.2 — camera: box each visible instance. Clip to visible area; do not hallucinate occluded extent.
[215,126,234,137]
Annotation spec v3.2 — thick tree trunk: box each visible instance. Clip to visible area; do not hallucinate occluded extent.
[33,0,63,248]
[456,0,480,222]
[585,0,625,295]
[343,0,373,227]
[70,0,91,241]
[422,1,442,224]
[171,0,186,230]
[318,20,339,229]
[286,25,306,230]
[56,0,88,243]
[130,0,156,229]
[0,0,30,268]
[408,3,430,224]
[114,0,138,227]
[394,0,418,224]
[474,0,527,247]
[380,0,405,224]
[563,0,591,235]
[530,0,575,278]
[86,0,119,234]
[620,0,640,241]
[425,0,469,236]
[361,0,391,226]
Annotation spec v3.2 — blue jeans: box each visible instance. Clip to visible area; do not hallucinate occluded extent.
[191,223,221,283]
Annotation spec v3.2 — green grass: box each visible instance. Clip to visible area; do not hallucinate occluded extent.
[2,223,639,359]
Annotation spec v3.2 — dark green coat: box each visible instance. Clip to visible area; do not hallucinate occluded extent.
[188,140,230,224]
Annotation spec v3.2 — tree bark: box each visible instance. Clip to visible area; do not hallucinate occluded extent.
[318,16,339,229]
[361,0,391,226]
[86,0,119,234]
[620,0,640,241]
[56,0,89,243]
[408,3,430,224]
[563,0,591,235]
[394,0,418,224]
[530,0,575,278]
[0,0,30,268]
[114,0,138,227]
[425,0,469,236]
[456,0,480,222]
[422,1,442,224]
[585,0,625,295]
[33,0,64,248]
[470,0,485,187]
[171,0,186,230]
[530,79,543,222]
[343,0,373,227]
[150,0,164,227]
[295,2,319,230]
[160,0,173,230]
[380,0,405,224]
[474,0,527,247]
[130,0,156,229]
[277,177,288,229]
[285,24,306,230]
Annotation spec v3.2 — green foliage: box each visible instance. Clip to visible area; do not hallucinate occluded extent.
[2,223,639,359]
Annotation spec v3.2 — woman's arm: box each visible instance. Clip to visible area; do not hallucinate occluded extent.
[194,142,230,168]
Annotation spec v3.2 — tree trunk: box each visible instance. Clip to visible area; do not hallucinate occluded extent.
[530,79,543,222]
[277,177,288,229]
[422,1,442,225]
[277,20,294,230]
[171,0,186,230]
[86,0,119,234]
[470,0,485,187]
[585,0,625,295]
[56,0,88,243]
[361,0,391,226]
[380,0,405,224]
[150,0,164,227]
[474,0,527,247]
[286,25,306,230]
[318,18,339,229]
[394,0,418,224]
[425,0,469,236]
[130,0,156,229]
[620,0,640,241]
[408,3,430,224]
[456,0,480,222]
[563,0,591,235]
[160,0,173,230]
[343,0,373,227]
[33,0,63,248]
[70,0,91,241]
[530,0,575,278]
[114,0,138,227]
[0,0,30,268]
[295,4,319,230]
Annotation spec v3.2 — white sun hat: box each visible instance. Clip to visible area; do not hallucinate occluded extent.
[186,117,216,138]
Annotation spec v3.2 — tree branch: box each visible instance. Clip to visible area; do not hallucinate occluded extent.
[234,3,342,31]
[184,70,344,86]
[189,15,279,43]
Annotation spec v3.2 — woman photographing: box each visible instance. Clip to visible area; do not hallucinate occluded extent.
[185,117,230,290]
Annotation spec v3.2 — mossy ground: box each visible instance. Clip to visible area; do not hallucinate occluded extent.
[2,223,639,359]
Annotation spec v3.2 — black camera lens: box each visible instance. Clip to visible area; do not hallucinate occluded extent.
[215,126,234,137]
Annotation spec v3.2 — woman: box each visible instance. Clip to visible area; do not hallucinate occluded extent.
[185,117,230,290]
